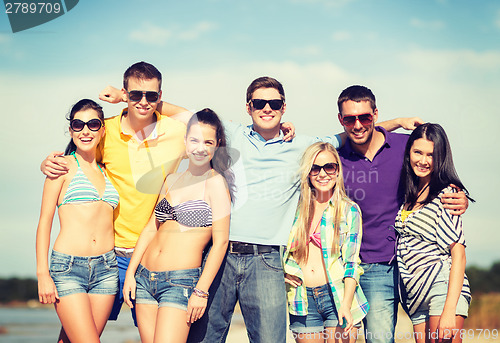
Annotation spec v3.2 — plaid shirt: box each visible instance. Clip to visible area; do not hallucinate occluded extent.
[283,198,369,324]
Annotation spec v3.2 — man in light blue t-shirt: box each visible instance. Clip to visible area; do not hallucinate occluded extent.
[186,77,416,343]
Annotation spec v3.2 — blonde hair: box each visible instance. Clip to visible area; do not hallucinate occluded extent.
[293,142,348,264]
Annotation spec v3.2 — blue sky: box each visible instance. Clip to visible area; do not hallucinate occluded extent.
[1,0,499,277]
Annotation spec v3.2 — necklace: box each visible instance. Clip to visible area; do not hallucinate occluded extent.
[416,183,430,203]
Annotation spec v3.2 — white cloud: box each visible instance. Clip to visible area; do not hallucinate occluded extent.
[179,21,217,41]
[129,23,172,45]
[332,31,351,41]
[129,21,217,45]
[410,18,445,30]
[0,33,12,44]
[400,47,500,74]
[290,45,322,57]
[290,0,353,7]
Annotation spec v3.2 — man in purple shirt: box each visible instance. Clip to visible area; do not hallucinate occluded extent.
[336,85,468,343]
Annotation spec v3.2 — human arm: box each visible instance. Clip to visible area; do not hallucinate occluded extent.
[186,174,230,323]
[338,203,364,332]
[377,117,423,132]
[40,152,69,178]
[438,243,466,341]
[36,175,66,304]
[441,185,469,215]
[378,117,424,131]
[98,86,192,123]
[338,277,356,332]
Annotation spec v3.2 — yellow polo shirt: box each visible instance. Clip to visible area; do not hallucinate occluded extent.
[98,109,186,248]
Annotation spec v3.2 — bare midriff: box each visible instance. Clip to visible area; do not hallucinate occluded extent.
[300,243,329,288]
[54,202,114,256]
[141,220,212,272]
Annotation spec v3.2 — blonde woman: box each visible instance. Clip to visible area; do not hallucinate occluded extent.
[284,142,368,343]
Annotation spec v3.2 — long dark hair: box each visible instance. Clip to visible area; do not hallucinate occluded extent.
[401,123,474,208]
[64,99,105,155]
[187,108,235,202]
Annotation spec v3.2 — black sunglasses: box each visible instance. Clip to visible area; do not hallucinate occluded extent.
[70,119,103,132]
[250,99,284,111]
[127,90,160,103]
[341,113,373,127]
[310,162,339,176]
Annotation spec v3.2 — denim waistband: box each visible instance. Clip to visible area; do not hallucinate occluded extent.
[51,249,116,264]
[306,283,330,296]
[136,264,201,281]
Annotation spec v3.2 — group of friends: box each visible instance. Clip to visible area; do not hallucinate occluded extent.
[35,61,473,343]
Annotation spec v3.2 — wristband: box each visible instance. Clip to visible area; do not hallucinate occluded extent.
[193,287,209,299]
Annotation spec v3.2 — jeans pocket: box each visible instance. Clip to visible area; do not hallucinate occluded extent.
[170,277,196,289]
[50,259,72,275]
[105,255,119,271]
[260,251,283,272]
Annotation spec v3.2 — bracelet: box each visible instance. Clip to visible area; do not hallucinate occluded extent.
[193,287,209,299]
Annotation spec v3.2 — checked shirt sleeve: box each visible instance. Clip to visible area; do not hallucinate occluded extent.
[341,202,363,283]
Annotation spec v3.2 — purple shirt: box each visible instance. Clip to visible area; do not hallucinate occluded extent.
[338,126,409,264]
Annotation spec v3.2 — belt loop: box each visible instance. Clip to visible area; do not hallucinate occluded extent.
[253,244,258,255]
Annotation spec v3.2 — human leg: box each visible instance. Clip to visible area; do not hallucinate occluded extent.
[89,294,116,336]
[238,249,287,343]
[54,293,100,343]
[189,252,238,343]
[154,306,191,343]
[359,262,398,343]
[136,304,158,343]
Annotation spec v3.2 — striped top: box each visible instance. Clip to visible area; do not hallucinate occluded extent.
[283,197,369,324]
[155,198,212,227]
[394,186,471,316]
[58,153,119,209]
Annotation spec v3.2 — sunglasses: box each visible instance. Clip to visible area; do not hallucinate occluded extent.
[70,119,103,132]
[341,113,373,127]
[127,90,160,103]
[250,99,284,111]
[310,162,339,176]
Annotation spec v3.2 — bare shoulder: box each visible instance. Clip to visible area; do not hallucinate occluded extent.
[206,171,228,190]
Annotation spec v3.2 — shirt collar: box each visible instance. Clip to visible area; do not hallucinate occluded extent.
[119,108,163,141]
[245,124,285,143]
[345,126,391,157]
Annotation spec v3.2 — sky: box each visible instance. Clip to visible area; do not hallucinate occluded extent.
[0,0,499,277]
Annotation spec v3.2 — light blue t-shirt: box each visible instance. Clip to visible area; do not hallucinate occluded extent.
[223,121,341,246]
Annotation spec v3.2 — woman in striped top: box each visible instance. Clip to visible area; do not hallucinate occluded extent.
[395,123,474,343]
[35,99,119,343]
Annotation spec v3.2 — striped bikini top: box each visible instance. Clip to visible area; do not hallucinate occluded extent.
[58,152,119,209]
[154,172,212,227]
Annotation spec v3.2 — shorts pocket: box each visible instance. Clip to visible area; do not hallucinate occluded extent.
[170,277,196,289]
[50,259,72,275]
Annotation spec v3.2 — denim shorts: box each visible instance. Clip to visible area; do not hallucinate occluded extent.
[410,265,470,325]
[49,249,119,298]
[135,264,201,311]
[289,283,361,333]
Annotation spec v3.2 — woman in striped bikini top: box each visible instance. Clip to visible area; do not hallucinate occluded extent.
[35,99,119,342]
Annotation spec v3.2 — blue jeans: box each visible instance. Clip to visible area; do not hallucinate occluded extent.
[108,255,137,326]
[359,262,398,343]
[189,248,287,343]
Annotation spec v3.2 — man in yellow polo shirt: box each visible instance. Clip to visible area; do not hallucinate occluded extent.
[41,62,189,328]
